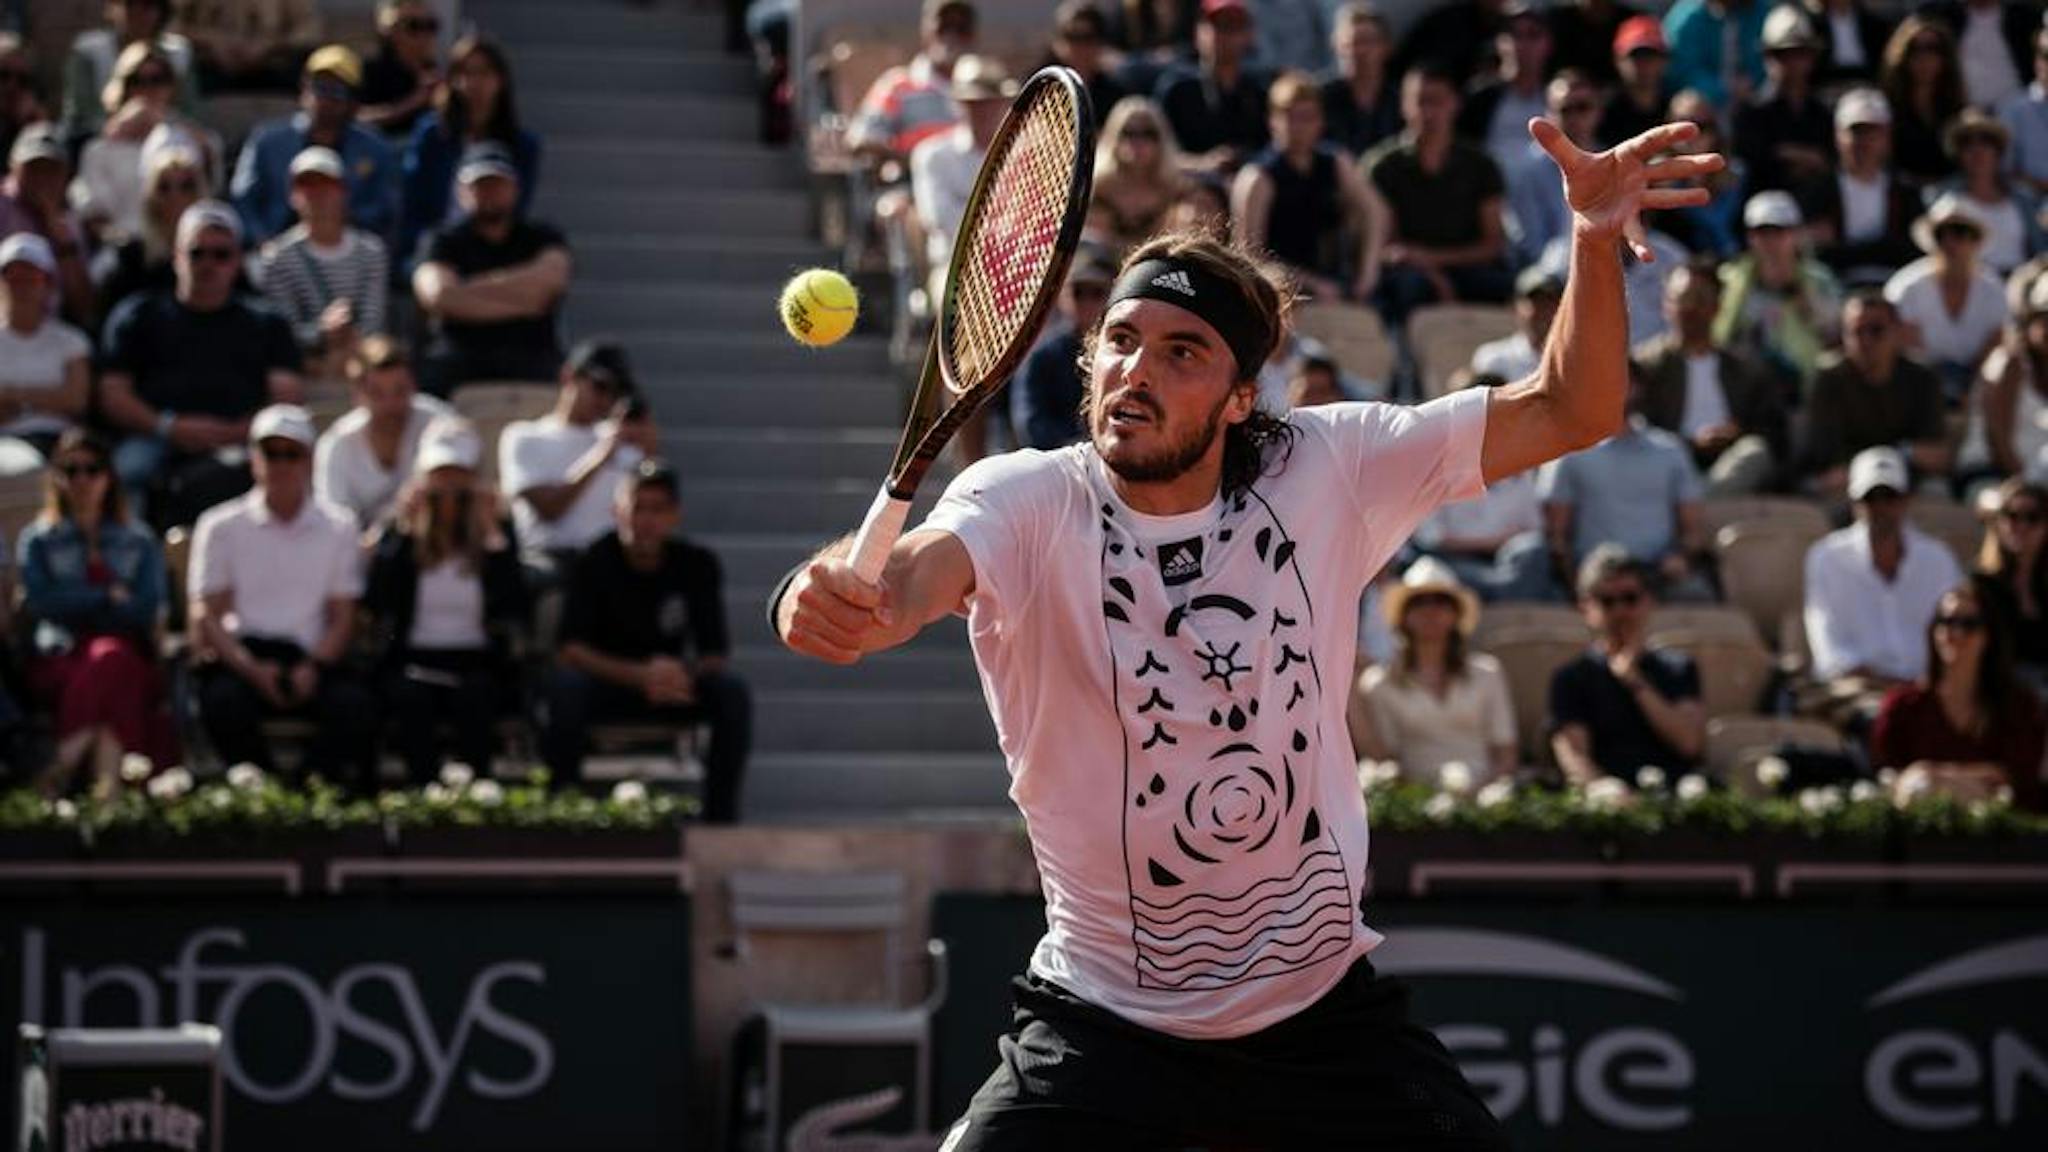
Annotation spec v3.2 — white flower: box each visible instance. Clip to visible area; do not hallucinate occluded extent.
[1635,765,1667,792]
[226,763,265,791]
[1893,766,1933,807]
[469,779,504,807]
[1755,756,1790,791]
[438,762,475,790]
[1676,775,1708,803]
[1476,778,1515,810]
[422,782,454,805]
[1849,780,1880,804]
[206,788,233,811]
[51,799,77,822]
[145,767,193,801]
[1438,761,1475,796]
[1356,760,1400,790]
[119,753,153,784]
[1876,767,1900,790]
[1967,799,1993,820]
[1583,777,1631,811]
[610,779,649,806]
[1424,792,1458,821]
[1799,787,1845,817]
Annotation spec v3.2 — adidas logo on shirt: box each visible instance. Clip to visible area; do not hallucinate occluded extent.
[1157,537,1204,586]
[1150,270,1196,297]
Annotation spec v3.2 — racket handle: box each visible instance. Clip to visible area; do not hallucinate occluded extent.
[849,486,912,585]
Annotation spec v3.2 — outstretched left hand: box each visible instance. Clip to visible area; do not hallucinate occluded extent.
[1531,119,1724,263]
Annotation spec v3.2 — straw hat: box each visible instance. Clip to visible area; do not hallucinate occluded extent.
[1381,557,1481,635]
[1910,193,1988,255]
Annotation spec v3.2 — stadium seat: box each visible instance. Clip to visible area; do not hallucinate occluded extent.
[1704,714,1847,793]
[1907,496,1982,571]
[1476,624,1586,765]
[1293,301,1395,392]
[1649,604,1765,646]
[451,382,559,483]
[1408,304,1517,399]
[0,464,46,554]
[1471,603,1581,650]
[1699,496,1831,542]
[1715,520,1826,650]
[1648,629,1773,719]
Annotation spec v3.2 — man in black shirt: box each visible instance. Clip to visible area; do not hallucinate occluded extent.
[1547,545,1706,784]
[542,460,753,822]
[1154,0,1270,172]
[412,142,571,397]
[98,200,304,527]
[356,0,442,141]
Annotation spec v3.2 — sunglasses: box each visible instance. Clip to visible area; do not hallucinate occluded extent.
[130,71,174,88]
[157,176,200,195]
[1934,224,1980,241]
[1593,590,1644,609]
[2001,508,2046,525]
[1123,126,1160,141]
[1908,41,1944,56]
[58,462,106,479]
[1559,101,1597,117]
[1850,323,1891,339]
[259,444,308,462]
[1934,614,1984,632]
[186,245,237,263]
[310,78,354,101]
[400,16,439,33]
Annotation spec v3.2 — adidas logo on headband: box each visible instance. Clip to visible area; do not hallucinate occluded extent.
[1150,269,1196,297]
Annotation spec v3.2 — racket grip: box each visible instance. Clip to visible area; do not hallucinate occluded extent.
[849,486,912,585]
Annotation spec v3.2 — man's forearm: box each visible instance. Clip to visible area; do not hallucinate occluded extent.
[1538,228,1631,444]
[1633,683,1703,759]
[561,642,646,691]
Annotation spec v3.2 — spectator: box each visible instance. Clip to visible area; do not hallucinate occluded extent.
[1806,446,1965,700]
[399,34,540,267]
[313,336,446,526]
[1886,194,2007,397]
[1733,7,1833,195]
[230,46,401,246]
[1928,107,2044,276]
[70,44,215,247]
[1504,70,1600,268]
[1011,245,1115,450]
[499,339,656,578]
[178,0,322,94]
[2000,24,2048,197]
[1472,265,1561,381]
[1246,0,1328,74]
[1549,545,1706,785]
[1532,212,1688,347]
[0,125,95,327]
[89,142,206,326]
[0,235,90,455]
[251,146,390,366]
[1319,2,1398,157]
[1713,189,1841,390]
[1872,573,2045,810]
[411,142,570,396]
[1800,87,1922,278]
[59,0,198,145]
[1797,0,1890,88]
[1355,558,1517,784]
[1286,345,1347,407]
[1156,0,1270,172]
[1599,16,1671,150]
[189,404,375,784]
[0,35,50,166]
[1389,0,1505,89]
[1634,258,1787,495]
[911,56,1013,275]
[357,0,441,142]
[362,418,527,783]
[1960,277,2048,485]
[1103,0,1197,96]
[1804,291,1951,498]
[1232,70,1385,302]
[1653,88,1746,257]
[1086,96,1185,254]
[1045,2,1128,130]
[1459,0,1553,167]
[1919,0,2034,111]
[1976,478,2048,684]
[1161,172,1231,239]
[18,429,175,784]
[1413,373,1545,602]
[1880,16,1965,187]
[98,201,302,525]
[1364,63,1511,324]
[1537,380,1714,602]
[846,0,973,163]
[1661,0,1769,110]
[1550,0,1642,87]
[543,460,752,822]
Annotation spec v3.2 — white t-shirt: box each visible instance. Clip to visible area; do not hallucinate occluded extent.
[920,387,1489,1038]
[0,319,88,438]
[1827,11,1867,70]
[312,395,449,527]
[190,492,363,652]
[409,559,488,650]
[1839,173,1889,243]
[1804,521,1964,682]
[499,416,642,553]
[1883,256,2008,372]
[1470,331,1539,382]
[1678,352,1733,438]
[1971,195,2027,274]
[1414,468,1539,552]
[1960,5,2021,109]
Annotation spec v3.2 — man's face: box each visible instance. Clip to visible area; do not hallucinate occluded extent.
[110,0,164,39]
[1054,19,1101,71]
[253,436,311,503]
[923,4,975,68]
[1838,119,1890,171]
[13,156,66,205]
[567,371,621,424]
[1402,73,1456,136]
[1199,12,1252,68]
[1335,15,1387,73]
[1504,15,1551,75]
[618,484,680,549]
[303,72,356,130]
[1087,297,1254,485]
[1,261,47,312]
[1272,95,1323,151]
[287,172,345,226]
[1843,297,1897,365]
[1664,267,1720,338]
[459,174,518,227]
[358,364,415,422]
[963,96,1006,144]
[1065,274,1109,332]
[1548,79,1599,145]
[1582,574,1651,643]
[389,1,439,64]
[1288,365,1345,408]
[1516,289,1560,345]
[1856,486,1907,533]
[175,224,240,298]
[1617,46,1666,88]
[1746,224,1797,266]
[1766,44,1815,85]
[1957,133,2002,178]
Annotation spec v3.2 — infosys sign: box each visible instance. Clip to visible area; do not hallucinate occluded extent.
[1367,907,2048,1150]
[1,899,692,1152]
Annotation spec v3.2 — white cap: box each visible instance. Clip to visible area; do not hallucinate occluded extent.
[416,418,481,473]
[1761,5,1820,50]
[1848,446,1910,501]
[1743,190,1803,230]
[0,233,56,276]
[174,199,244,250]
[288,146,345,182]
[1835,87,1892,132]
[249,404,317,449]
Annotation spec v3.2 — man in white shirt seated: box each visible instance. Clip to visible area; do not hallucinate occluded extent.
[910,54,1014,277]
[1803,446,1965,726]
[498,339,657,585]
[312,335,447,527]
[1470,266,1561,382]
[189,404,376,786]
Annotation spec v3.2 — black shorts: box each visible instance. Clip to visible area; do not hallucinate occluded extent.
[943,957,1508,1151]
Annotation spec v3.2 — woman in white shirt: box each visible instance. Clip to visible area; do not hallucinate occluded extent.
[69,42,216,246]
[312,336,448,527]
[1351,558,1518,786]
[0,233,90,455]
[1886,194,2009,397]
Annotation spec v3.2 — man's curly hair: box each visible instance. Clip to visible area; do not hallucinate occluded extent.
[1076,231,1302,496]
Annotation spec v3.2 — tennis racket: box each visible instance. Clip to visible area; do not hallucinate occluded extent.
[846,66,1096,583]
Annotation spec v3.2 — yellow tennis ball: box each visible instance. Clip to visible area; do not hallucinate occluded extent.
[779,268,859,347]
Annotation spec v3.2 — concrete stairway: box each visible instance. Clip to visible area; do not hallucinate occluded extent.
[470,0,1008,819]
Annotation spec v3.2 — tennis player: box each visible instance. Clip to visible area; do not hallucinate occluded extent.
[773,120,1720,1149]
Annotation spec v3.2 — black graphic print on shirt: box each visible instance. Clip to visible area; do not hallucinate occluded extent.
[1099,489,1353,991]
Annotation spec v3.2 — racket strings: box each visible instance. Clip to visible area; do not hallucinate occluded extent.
[945,83,1082,386]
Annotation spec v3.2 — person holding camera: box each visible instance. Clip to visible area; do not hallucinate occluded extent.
[362,417,527,782]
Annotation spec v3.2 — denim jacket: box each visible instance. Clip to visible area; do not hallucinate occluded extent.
[17,516,167,656]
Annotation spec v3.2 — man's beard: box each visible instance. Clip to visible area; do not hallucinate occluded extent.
[1094,389,1231,484]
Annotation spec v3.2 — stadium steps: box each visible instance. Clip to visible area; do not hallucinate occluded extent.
[480,0,1008,819]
